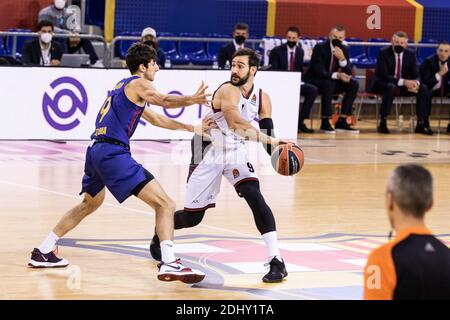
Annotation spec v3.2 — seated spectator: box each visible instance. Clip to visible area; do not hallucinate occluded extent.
[419,41,450,134]
[22,20,63,66]
[140,27,166,68]
[269,26,318,134]
[303,25,360,133]
[38,0,100,66]
[0,56,22,65]
[218,22,251,69]
[369,31,431,135]
[364,164,450,300]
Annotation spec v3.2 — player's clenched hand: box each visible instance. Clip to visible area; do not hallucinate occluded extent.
[193,117,217,140]
[201,116,217,130]
[192,81,212,106]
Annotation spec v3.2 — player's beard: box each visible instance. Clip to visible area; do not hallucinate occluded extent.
[230,71,250,86]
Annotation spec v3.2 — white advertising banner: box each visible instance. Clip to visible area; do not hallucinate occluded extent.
[0,67,301,140]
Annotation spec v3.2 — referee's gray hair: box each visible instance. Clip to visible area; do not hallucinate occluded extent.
[387,164,433,218]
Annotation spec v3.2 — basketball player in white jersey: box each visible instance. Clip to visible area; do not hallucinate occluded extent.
[150,48,288,282]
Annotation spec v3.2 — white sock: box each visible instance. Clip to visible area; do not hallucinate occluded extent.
[38,231,59,254]
[262,231,281,261]
[160,240,176,263]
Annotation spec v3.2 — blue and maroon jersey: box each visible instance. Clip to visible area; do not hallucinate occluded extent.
[91,75,144,145]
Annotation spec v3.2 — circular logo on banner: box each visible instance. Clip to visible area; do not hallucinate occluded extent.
[42,77,88,131]
[163,90,185,118]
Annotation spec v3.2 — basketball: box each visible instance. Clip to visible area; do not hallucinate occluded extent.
[271,143,304,176]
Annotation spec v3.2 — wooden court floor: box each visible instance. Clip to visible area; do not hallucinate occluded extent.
[1,121,450,300]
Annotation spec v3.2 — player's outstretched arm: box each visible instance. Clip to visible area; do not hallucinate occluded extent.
[142,108,215,135]
[137,79,211,109]
[142,108,193,131]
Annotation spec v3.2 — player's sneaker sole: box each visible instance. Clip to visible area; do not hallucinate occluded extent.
[157,271,205,284]
[262,257,288,283]
[319,129,336,134]
[262,274,287,283]
[335,128,360,134]
[28,260,69,268]
[28,248,69,268]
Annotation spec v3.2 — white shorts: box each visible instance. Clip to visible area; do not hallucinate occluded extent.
[184,143,258,211]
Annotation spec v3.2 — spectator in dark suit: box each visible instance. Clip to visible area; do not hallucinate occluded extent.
[269,26,318,133]
[420,41,450,134]
[218,22,250,69]
[22,20,63,66]
[39,0,100,66]
[370,31,431,135]
[303,25,359,133]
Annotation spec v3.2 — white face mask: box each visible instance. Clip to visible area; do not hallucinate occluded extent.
[40,33,53,44]
[54,0,66,10]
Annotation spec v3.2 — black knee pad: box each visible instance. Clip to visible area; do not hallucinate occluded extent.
[235,180,276,234]
[174,209,205,229]
[235,179,260,197]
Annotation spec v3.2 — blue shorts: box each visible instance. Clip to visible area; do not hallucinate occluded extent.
[80,142,153,203]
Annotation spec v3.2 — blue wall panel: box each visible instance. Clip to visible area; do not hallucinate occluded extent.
[418,0,450,41]
[114,0,267,37]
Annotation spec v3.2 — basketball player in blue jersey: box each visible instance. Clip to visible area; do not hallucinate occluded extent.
[28,43,213,284]
[150,48,289,283]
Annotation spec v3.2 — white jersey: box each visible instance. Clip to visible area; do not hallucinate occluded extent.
[209,82,262,150]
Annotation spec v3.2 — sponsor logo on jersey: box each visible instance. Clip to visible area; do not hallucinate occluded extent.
[251,93,257,106]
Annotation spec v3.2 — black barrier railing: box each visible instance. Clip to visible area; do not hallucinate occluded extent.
[346,41,438,48]
[109,36,440,67]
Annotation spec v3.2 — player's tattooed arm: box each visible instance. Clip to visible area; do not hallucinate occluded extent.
[220,85,279,146]
[137,79,211,108]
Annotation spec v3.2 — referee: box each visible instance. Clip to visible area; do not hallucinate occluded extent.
[364,164,450,300]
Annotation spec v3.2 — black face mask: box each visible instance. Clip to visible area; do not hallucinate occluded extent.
[234,35,246,45]
[144,40,160,53]
[287,41,297,48]
[144,40,155,48]
[393,45,405,54]
[331,39,342,47]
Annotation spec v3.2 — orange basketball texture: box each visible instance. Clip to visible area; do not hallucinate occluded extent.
[271,143,304,176]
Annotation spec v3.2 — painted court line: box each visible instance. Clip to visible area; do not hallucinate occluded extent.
[0,179,254,238]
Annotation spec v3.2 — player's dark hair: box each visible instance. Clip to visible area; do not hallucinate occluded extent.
[37,20,54,31]
[232,48,260,68]
[126,42,157,74]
